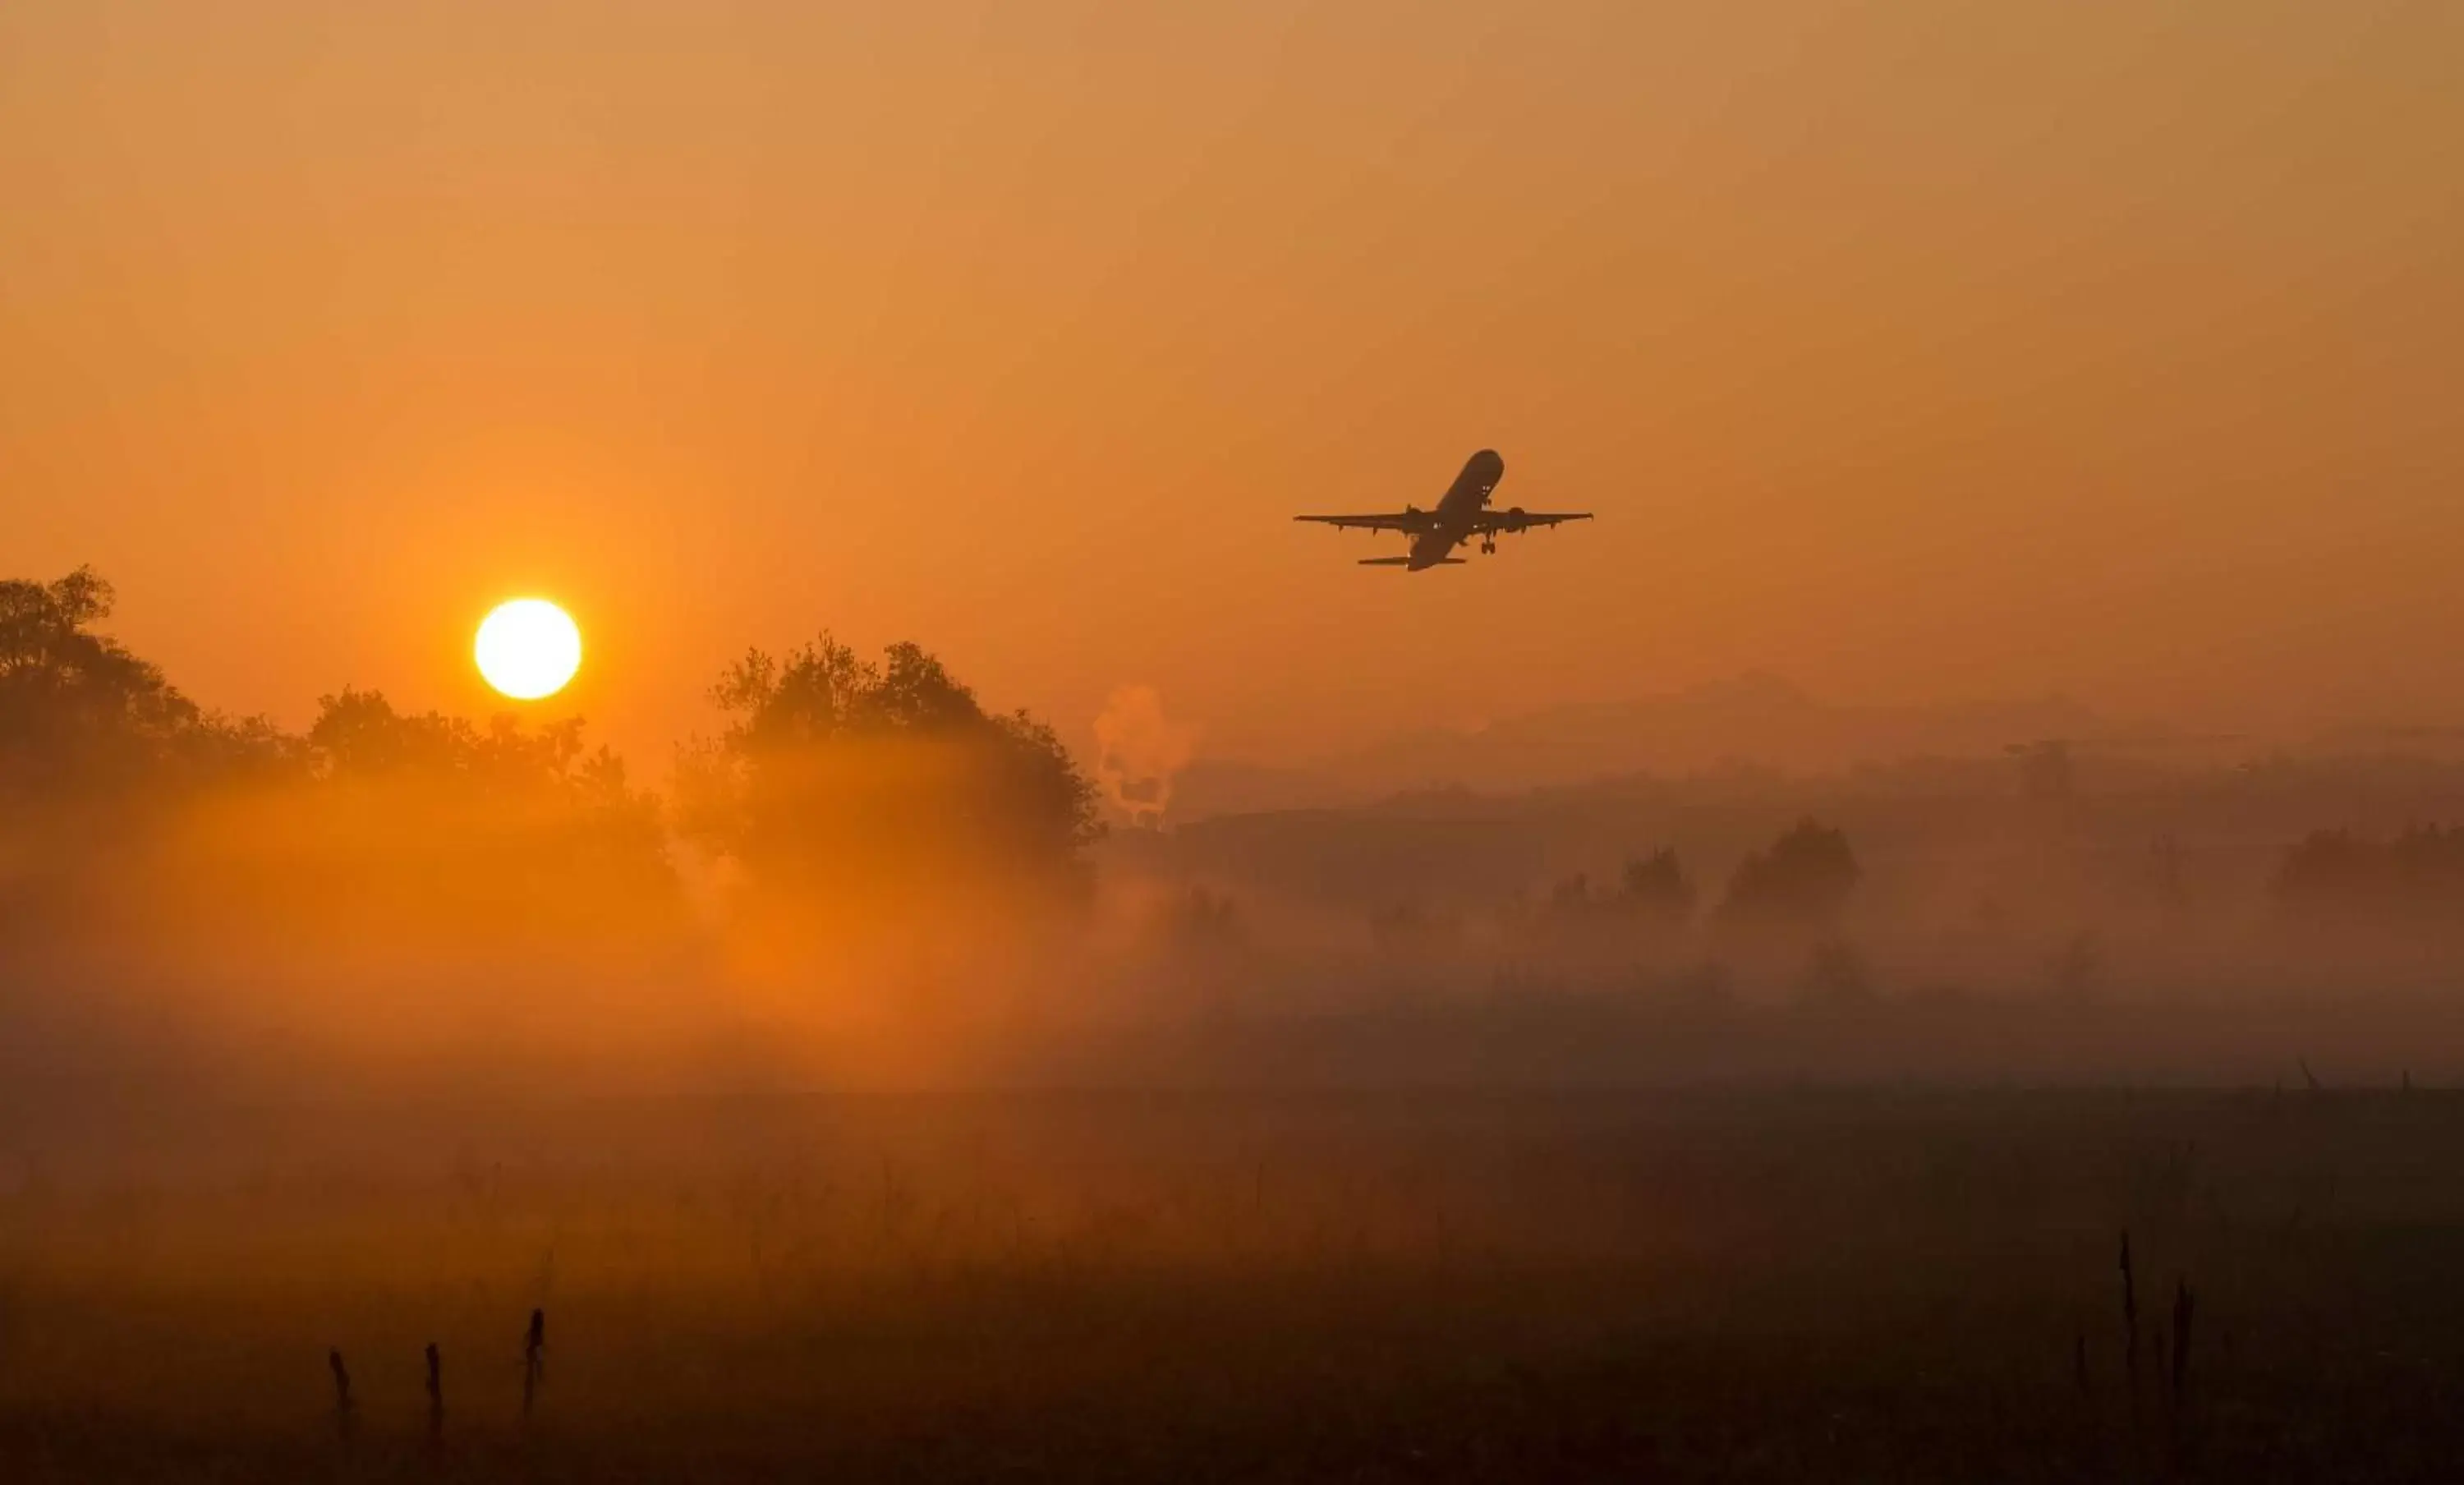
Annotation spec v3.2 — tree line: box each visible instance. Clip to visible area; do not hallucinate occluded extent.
[1,568,1100,952]
[1531,819,1862,936]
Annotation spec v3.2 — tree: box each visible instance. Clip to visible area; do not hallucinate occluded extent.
[0,568,679,956]
[677,636,1101,924]
[1716,818,1859,931]
[1167,885,1246,957]
[2274,825,2464,933]
[2,567,297,801]
[308,687,614,799]
[1616,848,1696,928]
[232,687,683,946]
[315,687,662,836]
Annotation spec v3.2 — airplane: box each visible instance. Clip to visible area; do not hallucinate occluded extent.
[1294,449,1591,570]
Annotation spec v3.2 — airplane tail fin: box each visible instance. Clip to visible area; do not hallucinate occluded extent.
[1356,557,1463,568]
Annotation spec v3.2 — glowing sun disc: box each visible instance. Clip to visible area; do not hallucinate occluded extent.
[475,599,582,700]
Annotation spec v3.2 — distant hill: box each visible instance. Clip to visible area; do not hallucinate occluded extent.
[1113,734,2464,929]
[1167,674,2110,820]
[1165,759,1358,821]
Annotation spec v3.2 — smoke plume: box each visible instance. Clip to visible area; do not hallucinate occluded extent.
[1092,685,1199,827]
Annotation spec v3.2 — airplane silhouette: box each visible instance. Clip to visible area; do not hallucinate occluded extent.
[1295,450,1591,570]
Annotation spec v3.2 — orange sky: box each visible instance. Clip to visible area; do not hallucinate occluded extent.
[4,0,2458,770]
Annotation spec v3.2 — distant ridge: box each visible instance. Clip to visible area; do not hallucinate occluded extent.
[1168,674,2111,820]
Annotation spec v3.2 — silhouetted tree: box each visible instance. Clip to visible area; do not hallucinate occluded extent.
[283,687,673,937]
[1167,885,1246,957]
[1,567,298,802]
[309,687,488,780]
[3,569,305,941]
[2,568,185,784]
[676,636,1101,922]
[0,568,679,957]
[1370,898,1461,956]
[1616,848,1695,928]
[309,687,635,807]
[1716,818,1859,930]
[2274,825,2464,933]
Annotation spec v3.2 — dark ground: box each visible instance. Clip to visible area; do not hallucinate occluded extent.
[5,1087,2463,1482]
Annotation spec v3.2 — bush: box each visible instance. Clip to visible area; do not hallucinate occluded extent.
[1717,818,1859,931]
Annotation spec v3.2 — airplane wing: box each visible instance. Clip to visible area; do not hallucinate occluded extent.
[1470,508,1592,535]
[1294,510,1439,533]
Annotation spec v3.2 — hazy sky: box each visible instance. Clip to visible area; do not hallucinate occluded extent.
[4,0,2457,768]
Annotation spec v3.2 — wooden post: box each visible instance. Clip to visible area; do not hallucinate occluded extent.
[2119,1230,2138,1428]
[329,1348,354,1443]
[426,1340,444,1446]
[523,1308,547,1422]
[2171,1279,2195,1409]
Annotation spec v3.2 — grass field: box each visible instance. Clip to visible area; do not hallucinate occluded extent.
[6,1087,2464,1481]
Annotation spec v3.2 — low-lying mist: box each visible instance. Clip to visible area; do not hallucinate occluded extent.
[13,566,2464,1123]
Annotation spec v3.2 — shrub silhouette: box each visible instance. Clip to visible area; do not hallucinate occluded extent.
[2274,825,2464,932]
[1616,848,1695,928]
[1532,849,1694,944]
[1716,818,1859,931]
[271,688,676,943]
[1169,885,1246,955]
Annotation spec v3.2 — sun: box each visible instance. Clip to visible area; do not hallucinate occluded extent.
[475,598,582,701]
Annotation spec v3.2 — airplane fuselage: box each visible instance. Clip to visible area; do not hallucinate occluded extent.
[1295,446,1586,567]
[1407,448,1506,569]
